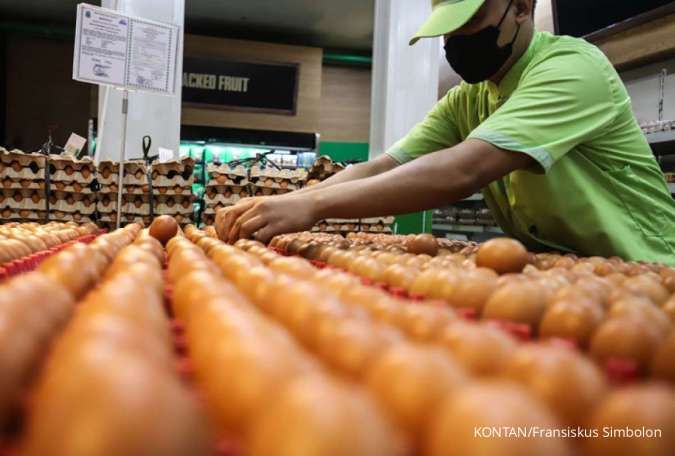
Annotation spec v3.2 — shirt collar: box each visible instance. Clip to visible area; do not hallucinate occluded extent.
[486,31,542,99]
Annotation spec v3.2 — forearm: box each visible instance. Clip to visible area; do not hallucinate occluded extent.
[309,139,533,220]
[294,154,398,195]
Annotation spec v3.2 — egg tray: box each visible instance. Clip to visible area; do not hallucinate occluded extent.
[0,179,45,191]
[0,233,99,283]
[275,248,644,385]
[0,210,45,221]
[162,265,242,456]
[207,175,249,188]
[204,193,243,207]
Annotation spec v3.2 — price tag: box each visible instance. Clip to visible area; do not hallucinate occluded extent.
[64,133,87,156]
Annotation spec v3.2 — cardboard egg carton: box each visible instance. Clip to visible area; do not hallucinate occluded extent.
[97,195,117,214]
[153,184,192,195]
[249,165,307,190]
[251,187,292,197]
[361,216,395,226]
[97,160,148,186]
[307,155,345,181]
[204,192,242,206]
[50,181,93,193]
[49,200,97,215]
[206,163,248,187]
[2,189,46,210]
[155,196,193,215]
[151,158,195,187]
[205,184,250,200]
[49,155,96,184]
[50,211,95,223]
[0,149,45,180]
[1,208,45,221]
[361,222,393,233]
[0,177,44,190]
[202,213,216,225]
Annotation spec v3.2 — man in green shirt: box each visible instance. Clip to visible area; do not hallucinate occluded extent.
[217,0,675,265]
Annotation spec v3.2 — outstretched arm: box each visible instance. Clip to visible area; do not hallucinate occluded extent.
[220,139,534,243]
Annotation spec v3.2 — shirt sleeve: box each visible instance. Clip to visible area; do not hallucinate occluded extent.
[385,88,463,164]
[468,46,623,173]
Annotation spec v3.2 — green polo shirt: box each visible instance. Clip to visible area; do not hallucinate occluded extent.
[387,31,675,265]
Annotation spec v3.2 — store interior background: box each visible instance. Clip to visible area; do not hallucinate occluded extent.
[0,0,673,234]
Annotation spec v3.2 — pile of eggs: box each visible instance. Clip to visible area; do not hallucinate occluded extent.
[2,219,674,456]
[178,226,674,456]
[0,221,98,265]
[271,232,675,380]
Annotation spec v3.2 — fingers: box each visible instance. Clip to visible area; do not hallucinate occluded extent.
[253,223,281,245]
[227,206,261,243]
[216,199,256,242]
[239,215,267,241]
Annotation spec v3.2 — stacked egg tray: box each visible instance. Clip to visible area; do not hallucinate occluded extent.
[248,165,307,196]
[96,158,196,230]
[46,155,97,224]
[306,154,346,185]
[202,163,250,226]
[2,222,674,455]
[151,158,195,226]
[202,164,307,226]
[312,216,395,234]
[0,149,46,222]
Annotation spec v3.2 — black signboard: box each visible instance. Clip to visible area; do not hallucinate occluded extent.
[182,56,299,115]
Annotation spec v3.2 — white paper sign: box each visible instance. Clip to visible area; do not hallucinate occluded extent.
[73,3,179,95]
[64,133,88,156]
[158,147,174,163]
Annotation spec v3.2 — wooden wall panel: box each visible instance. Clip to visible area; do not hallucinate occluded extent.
[593,13,675,70]
[319,65,371,142]
[181,34,322,134]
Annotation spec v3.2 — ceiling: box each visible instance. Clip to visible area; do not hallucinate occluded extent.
[0,0,375,52]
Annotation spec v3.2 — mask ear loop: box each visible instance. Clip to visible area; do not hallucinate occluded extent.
[497,0,521,47]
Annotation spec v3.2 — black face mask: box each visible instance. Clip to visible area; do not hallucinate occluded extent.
[444,0,520,84]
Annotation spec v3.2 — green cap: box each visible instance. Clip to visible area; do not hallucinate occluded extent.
[410,0,485,45]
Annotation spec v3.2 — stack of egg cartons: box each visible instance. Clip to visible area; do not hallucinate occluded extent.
[48,155,97,224]
[360,216,395,234]
[249,164,307,197]
[0,148,46,222]
[96,160,120,229]
[203,163,249,226]
[152,157,195,226]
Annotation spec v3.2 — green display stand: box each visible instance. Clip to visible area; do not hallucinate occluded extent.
[319,142,369,163]
[394,211,433,235]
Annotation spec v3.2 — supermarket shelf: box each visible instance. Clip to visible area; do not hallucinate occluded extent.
[433,223,504,234]
[646,130,675,155]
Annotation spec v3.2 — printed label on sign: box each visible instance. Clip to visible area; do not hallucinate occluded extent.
[73,3,179,95]
[64,133,88,156]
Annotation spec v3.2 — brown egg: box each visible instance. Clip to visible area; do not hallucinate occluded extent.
[475,238,529,274]
[405,234,439,256]
[247,375,404,456]
[620,275,671,306]
[148,215,179,245]
[395,304,456,342]
[482,281,549,326]
[437,321,518,376]
[582,384,675,456]
[501,343,607,426]
[425,381,571,456]
[539,299,604,347]
[589,317,665,373]
[662,296,675,322]
[443,268,498,312]
[651,332,675,383]
[608,297,671,337]
[365,344,466,438]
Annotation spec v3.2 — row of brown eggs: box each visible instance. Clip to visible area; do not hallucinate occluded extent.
[0,221,97,265]
[20,228,211,456]
[188,230,675,456]
[0,224,139,427]
[271,233,675,380]
[167,235,403,456]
